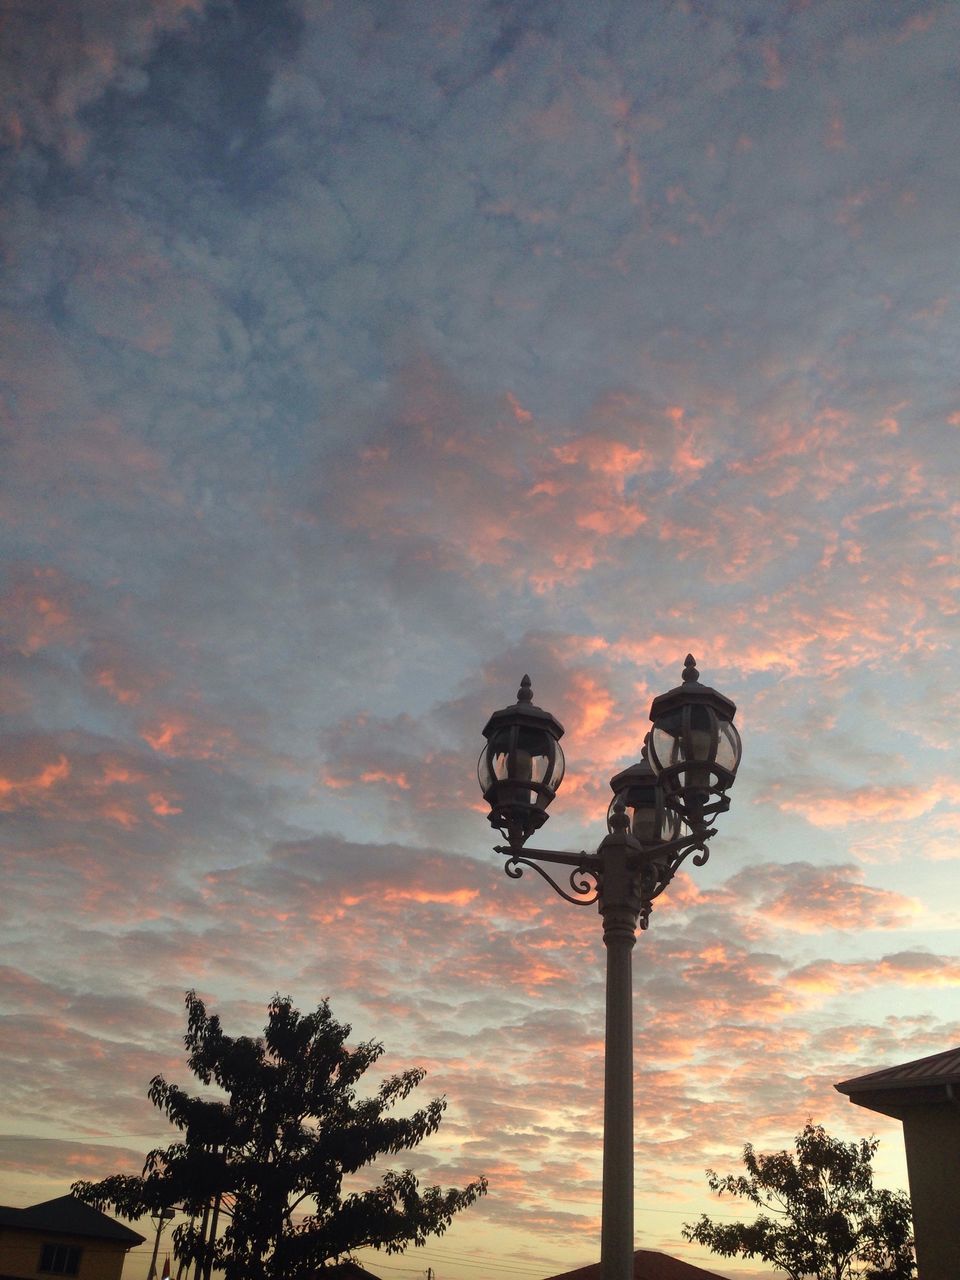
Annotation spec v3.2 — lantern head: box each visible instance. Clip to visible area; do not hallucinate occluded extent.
[478,675,565,848]
[607,755,682,847]
[647,655,741,827]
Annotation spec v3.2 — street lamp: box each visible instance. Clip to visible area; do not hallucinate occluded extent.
[478,655,742,1280]
[147,1207,176,1280]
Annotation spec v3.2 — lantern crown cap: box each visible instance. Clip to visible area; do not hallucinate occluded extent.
[481,674,565,741]
[649,656,737,722]
[608,756,655,795]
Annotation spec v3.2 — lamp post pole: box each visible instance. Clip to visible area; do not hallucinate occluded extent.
[147,1208,175,1280]
[478,657,742,1280]
[598,815,642,1280]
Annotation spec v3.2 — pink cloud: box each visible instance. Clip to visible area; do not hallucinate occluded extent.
[0,752,72,811]
[0,567,82,655]
[0,730,204,842]
[317,358,690,593]
[139,712,239,760]
[788,951,960,996]
[716,862,919,932]
[760,777,960,828]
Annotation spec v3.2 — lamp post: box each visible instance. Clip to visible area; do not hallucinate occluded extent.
[478,656,742,1280]
[147,1207,176,1280]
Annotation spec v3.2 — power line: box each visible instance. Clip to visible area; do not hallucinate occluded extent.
[364,1261,547,1278]
[355,1250,557,1276]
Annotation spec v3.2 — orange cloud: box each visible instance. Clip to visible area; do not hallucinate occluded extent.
[0,754,71,809]
[0,734,195,834]
[359,769,410,789]
[789,952,960,996]
[99,800,140,829]
[94,669,142,704]
[506,391,532,423]
[148,791,183,817]
[565,671,616,741]
[139,711,243,760]
[1,567,80,654]
[382,888,479,906]
[552,437,649,490]
[717,862,919,933]
[762,778,960,828]
[321,358,689,593]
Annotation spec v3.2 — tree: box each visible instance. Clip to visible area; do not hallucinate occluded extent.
[681,1122,915,1280]
[74,991,487,1279]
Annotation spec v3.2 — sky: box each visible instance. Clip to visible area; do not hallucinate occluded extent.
[2,2,959,1278]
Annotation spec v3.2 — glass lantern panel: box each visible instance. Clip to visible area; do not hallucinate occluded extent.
[715,720,741,774]
[606,791,682,845]
[630,780,658,843]
[681,715,713,796]
[685,703,715,762]
[660,806,682,842]
[650,725,680,770]
[479,727,515,790]
[515,725,550,784]
[632,803,659,845]
[549,739,565,790]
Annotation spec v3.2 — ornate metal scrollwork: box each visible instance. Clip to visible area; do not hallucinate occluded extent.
[634,833,714,929]
[503,855,600,906]
[496,827,715,923]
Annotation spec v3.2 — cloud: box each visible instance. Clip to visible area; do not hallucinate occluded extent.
[0,566,85,656]
[715,862,919,932]
[3,4,960,1272]
[1,0,207,161]
[316,357,667,596]
[788,950,960,997]
[0,1136,145,1180]
[759,776,960,829]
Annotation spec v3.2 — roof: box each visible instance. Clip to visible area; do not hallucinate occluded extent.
[0,1195,145,1246]
[324,1265,382,1280]
[836,1045,960,1118]
[837,1044,960,1094]
[542,1249,730,1280]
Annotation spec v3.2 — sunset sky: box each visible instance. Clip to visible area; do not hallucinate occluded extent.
[2,3,960,1278]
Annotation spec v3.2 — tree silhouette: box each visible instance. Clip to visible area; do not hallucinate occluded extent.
[74,992,487,1279]
[682,1121,914,1280]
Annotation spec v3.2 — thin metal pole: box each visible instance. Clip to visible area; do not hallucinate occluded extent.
[147,1215,165,1280]
[203,1191,222,1280]
[598,826,640,1280]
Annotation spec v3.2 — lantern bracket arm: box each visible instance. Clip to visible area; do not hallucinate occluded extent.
[625,827,718,871]
[498,851,600,907]
[494,844,599,870]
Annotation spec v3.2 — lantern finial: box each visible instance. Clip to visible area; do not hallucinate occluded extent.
[682,654,699,683]
[518,674,533,703]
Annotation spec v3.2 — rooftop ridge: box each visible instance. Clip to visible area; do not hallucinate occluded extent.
[836,1044,960,1094]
